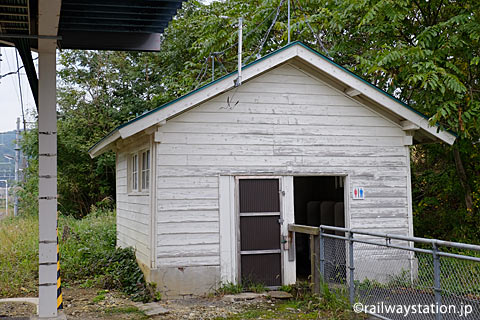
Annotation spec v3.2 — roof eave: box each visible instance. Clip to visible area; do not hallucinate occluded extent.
[88,130,120,158]
[91,41,457,154]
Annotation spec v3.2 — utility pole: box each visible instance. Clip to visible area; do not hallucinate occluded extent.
[14,117,20,217]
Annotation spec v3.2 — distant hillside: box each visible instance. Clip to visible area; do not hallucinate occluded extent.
[0,131,16,179]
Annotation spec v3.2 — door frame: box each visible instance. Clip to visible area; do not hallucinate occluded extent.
[235,175,284,287]
[218,173,351,286]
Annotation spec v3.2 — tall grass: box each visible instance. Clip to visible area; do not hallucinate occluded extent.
[0,209,155,302]
[0,215,39,297]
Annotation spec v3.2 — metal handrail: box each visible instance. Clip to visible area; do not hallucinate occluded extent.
[319,224,480,252]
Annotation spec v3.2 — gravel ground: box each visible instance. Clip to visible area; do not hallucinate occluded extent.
[0,286,366,319]
[0,286,276,320]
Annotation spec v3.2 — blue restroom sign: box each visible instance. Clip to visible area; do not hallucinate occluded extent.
[353,187,365,200]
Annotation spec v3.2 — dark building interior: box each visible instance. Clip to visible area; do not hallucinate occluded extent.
[293,176,345,280]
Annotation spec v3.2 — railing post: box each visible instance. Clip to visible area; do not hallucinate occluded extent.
[310,233,320,294]
[314,232,320,293]
[319,227,325,280]
[348,230,355,305]
[433,242,442,320]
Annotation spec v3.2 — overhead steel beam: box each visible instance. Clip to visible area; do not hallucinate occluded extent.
[60,13,174,21]
[0,33,60,39]
[60,21,169,28]
[59,31,162,51]
[0,4,28,9]
[0,20,28,23]
[0,13,29,17]
[60,8,177,16]
[13,38,38,109]
[62,2,183,10]
[60,26,166,34]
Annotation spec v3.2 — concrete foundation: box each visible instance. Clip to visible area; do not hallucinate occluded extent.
[143,264,221,299]
[150,266,220,298]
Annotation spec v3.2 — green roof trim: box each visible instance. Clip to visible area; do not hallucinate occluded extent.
[90,41,456,153]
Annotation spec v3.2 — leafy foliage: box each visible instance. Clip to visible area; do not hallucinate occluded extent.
[59,209,155,302]
[18,0,480,239]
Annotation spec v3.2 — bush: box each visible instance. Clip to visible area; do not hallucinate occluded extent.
[0,209,155,302]
[59,209,154,302]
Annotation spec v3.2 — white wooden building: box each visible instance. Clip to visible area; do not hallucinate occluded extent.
[89,42,456,298]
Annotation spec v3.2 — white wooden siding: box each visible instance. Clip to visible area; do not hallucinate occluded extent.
[116,151,151,265]
[153,63,410,268]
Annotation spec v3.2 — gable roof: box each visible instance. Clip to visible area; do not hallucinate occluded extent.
[89,41,456,158]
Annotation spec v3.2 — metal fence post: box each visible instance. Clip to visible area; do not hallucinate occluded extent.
[348,231,355,305]
[433,242,442,320]
[319,227,325,280]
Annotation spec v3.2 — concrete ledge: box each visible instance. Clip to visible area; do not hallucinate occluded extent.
[0,297,39,315]
[30,311,67,320]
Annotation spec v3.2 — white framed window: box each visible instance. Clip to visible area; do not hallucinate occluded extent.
[128,148,150,194]
[141,150,150,190]
[131,153,138,191]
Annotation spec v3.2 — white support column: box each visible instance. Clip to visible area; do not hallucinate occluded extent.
[37,0,61,317]
[38,38,58,318]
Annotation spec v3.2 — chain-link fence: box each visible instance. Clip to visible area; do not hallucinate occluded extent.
[288,224,480,320]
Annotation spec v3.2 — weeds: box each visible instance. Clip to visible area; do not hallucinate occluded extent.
[216,282,243,295]
[0,215,39,297]
[0,209,156,302]
[246,282,266,293]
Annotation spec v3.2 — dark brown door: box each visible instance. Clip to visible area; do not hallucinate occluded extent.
[239,178,282,286]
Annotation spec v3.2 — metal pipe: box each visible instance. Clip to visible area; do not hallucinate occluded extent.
[432,242,442,320]
[236,17,242,87]
[319,227,325,279]
[320,225,480,251]
[348,231,355,305]
[437,251,480,263]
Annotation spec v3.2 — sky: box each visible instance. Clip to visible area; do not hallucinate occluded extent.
[0,47,37,133]
[0,1,217,133]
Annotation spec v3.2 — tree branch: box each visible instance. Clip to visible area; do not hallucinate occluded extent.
[453,145,474,212]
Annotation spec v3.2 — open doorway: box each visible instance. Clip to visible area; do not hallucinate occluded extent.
[294,176,345,281]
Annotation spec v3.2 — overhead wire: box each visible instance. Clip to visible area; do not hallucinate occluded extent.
[15,49,27,132]
[194,56,210,89]
[244,0,286,65]
[3,49,22,106]
[193,1,287,87]
[193,7,278,88]
[294,0,332,59]
[0,56,38,79]
[214,6,280,58]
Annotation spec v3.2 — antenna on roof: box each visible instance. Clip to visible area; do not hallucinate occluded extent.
[235,17,243,87]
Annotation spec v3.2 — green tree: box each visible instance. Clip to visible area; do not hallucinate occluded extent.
[19,0,480,242]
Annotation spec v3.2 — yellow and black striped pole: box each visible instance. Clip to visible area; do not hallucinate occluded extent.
[57,230,63,310]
